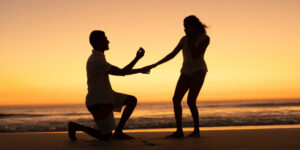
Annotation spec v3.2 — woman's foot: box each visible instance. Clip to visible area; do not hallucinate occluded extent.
[166,130,184,138]
[113,131,134,140]
[187,130,200,138]
[68,122,78,140]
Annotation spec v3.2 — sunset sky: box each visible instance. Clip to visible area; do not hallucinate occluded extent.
[0,0,299,105]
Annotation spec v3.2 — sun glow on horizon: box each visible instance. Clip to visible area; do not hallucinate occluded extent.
[1,0,300,105]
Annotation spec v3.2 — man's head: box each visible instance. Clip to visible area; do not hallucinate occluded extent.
[89,30,110,51]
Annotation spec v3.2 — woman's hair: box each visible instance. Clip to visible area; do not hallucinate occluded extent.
[184,15,207,34]
[89,30,105,49]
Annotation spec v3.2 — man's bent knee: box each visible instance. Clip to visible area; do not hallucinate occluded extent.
[126,95,137,107]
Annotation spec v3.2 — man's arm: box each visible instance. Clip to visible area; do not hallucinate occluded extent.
[108,65,150,76]
[116,41,183,75]
[107,48,145,76]
[122,48,144,72]
[124,67,150,75]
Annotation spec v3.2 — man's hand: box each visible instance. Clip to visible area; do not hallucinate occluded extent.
[136,47,145,59]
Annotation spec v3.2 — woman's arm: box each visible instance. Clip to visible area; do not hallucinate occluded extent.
[150,40,183,68]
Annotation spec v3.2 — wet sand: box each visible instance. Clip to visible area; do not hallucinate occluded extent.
[1,126,300,150]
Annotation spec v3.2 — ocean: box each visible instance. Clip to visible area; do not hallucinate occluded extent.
[1,99,300,132]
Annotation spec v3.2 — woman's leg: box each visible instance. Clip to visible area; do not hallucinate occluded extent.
[167,74,190,137]
[186,71,206,137]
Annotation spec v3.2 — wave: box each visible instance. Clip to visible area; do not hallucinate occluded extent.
[1,116,300,132]
[0,113,90,118]
[0,113,47,118]
[1,100,300,132]
[200,101,300,108]
[236,102,300,108]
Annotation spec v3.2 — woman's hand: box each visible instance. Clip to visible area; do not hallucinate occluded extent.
[140,64,158,74]
[140,66,151,74]
[136,47,145,59]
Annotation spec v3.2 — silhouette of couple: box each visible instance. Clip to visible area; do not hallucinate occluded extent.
[68,15,210,140]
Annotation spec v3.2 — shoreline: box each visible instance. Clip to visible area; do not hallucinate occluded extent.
[2,124,300,134]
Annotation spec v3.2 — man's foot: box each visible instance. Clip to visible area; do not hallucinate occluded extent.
[113,131,134,140]
[166,131,184,138]
[187,131,200,138]
[68,122,77,140]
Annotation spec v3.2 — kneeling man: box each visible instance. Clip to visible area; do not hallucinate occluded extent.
[68,30,150,140]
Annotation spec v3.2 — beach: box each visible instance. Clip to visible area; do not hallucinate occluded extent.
[1,126,300,150]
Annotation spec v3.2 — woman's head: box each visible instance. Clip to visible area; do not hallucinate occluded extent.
[184,15,207,36]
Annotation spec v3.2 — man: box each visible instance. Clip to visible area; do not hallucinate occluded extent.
[68,30,150,140]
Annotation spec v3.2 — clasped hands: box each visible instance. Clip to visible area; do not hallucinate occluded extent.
[135,47,158,74]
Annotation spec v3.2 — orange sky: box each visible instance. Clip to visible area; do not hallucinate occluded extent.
[1,0,300,105]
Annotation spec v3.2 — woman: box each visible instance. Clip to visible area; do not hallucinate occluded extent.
[147,15,210,137]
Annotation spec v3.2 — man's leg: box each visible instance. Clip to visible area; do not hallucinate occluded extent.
[68,104,113,141]
[68,121,111,140]
[113,95,137,139]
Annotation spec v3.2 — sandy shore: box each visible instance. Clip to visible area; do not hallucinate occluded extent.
[1,125,300,150]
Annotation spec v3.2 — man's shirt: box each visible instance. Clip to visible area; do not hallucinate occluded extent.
[86,50,114,107]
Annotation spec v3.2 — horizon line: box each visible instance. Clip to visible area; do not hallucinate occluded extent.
[1,97,300,106]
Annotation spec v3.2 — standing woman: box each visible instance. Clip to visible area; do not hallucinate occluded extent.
[147,15,210,137]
